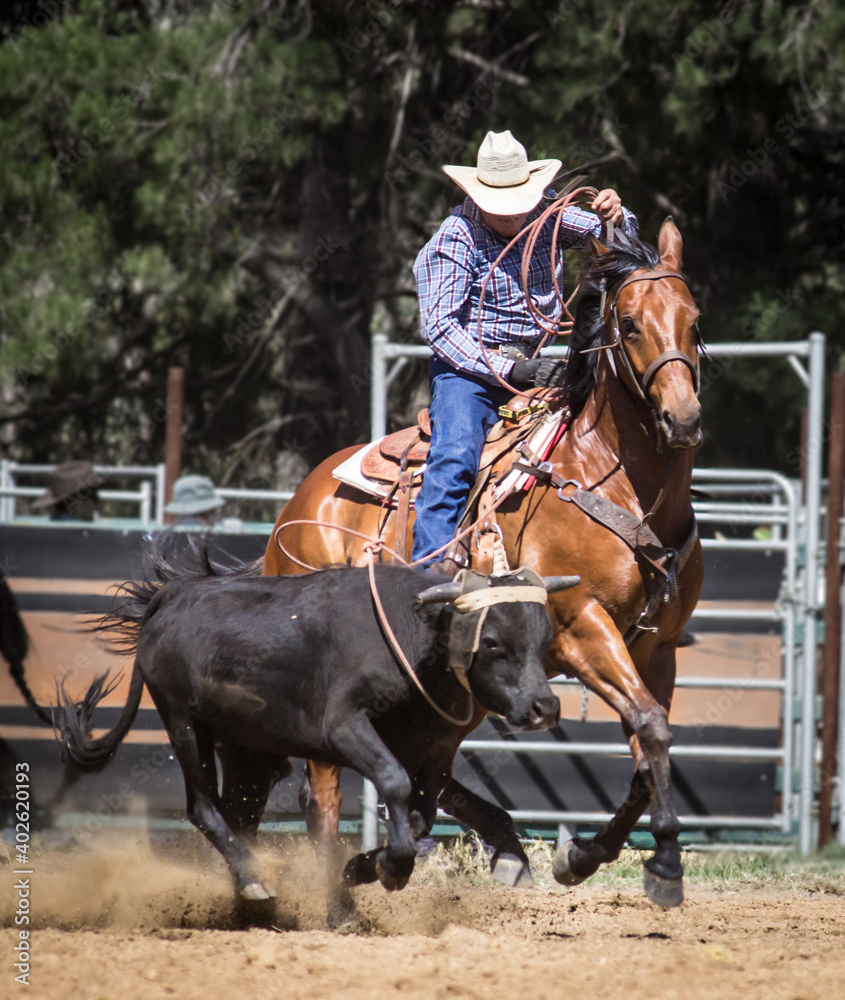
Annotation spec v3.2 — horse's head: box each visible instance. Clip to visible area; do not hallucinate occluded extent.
[597,218,702,449]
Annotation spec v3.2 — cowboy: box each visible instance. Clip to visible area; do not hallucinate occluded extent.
[411,130,639,565]
[31,460,102,522]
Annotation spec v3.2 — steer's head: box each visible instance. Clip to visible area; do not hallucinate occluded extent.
[415,567,579,731]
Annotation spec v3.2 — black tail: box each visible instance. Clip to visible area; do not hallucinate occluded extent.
[87,533,263,656]
[55,664,145,772]
[0,573,52,726]
[58,535,262,772]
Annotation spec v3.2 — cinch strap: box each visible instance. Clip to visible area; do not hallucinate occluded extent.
[452,586,548,613]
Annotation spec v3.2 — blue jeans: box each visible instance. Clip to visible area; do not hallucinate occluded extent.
[411,358,511,564]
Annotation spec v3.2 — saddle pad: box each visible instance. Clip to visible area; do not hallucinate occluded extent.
[332,440,424,504]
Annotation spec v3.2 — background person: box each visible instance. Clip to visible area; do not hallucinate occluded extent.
[31,460,102,522]
[164,474,225,527]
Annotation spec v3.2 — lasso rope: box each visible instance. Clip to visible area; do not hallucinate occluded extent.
[476,186,600,395]
[363,541,475,727]
[273,481,514,574]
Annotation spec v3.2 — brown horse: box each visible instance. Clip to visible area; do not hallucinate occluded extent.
[263,218,703,909]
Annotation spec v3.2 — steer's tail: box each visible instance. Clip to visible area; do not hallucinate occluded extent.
[55,662,145,772]
[57,535,261,772]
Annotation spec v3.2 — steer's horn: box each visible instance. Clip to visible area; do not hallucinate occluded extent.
[542,575,581,593]
[415,582,464,606]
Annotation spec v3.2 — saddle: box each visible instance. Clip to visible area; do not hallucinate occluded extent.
[334,390,569,565]
[360,409,432,483]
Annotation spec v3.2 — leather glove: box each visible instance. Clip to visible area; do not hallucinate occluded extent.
[510,358,567,390]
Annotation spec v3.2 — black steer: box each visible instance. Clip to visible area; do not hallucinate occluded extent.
[56,545,577,926]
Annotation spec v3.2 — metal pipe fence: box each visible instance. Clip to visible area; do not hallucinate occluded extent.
[0,460,294,525]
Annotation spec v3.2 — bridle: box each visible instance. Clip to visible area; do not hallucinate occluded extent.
[598,269,702,404]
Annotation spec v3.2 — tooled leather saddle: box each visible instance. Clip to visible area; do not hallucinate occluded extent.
[359,408,432,484]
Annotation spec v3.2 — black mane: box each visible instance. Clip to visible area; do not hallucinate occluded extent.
[563,231,660,415]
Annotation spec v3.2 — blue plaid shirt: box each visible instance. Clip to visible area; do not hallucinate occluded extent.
[414,196,639,383]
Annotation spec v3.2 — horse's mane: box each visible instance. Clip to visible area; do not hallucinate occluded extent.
[563,231,660,416]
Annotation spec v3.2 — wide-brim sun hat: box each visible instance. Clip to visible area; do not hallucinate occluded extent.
[165,474,225,516]
[442,130,562,216]
[32,460,102,509]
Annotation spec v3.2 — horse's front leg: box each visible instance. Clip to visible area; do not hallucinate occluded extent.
[299,760,353,927]
[549,607,683,907]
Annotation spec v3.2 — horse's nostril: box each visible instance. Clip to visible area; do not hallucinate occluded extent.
[533,696,560,725]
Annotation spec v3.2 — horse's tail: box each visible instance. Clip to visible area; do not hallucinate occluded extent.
[55,662,145,772]
[0,573,52,727]
[87,533,263,656]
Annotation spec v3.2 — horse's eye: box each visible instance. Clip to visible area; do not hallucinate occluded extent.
[621,316,638,335]
[482,636,499,650]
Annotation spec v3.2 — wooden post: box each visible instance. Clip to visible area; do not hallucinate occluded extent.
[819,370,845,847]
[163,367,184,526]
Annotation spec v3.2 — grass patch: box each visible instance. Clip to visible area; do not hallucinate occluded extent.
[412,835,845,894]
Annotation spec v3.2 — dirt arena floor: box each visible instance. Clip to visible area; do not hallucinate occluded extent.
[2,834,843,1000]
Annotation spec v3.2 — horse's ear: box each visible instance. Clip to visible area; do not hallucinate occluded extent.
[657,216,683,271]
[588,234,611,259]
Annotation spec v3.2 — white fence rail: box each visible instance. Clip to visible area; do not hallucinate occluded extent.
[0,460,293,525]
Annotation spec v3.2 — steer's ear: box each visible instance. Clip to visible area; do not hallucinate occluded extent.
[415,582,464,606]
[542,575,580,593]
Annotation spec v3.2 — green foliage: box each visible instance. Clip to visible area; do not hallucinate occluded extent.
[0,0,843,480]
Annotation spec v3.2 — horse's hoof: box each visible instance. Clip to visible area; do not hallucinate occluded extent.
[552,841,588,887]
[264,883,277,899]
[327,899,358,931]
[375,854,410,892]
[491,854,534,888]
[643,868,684,908]
[240,881,271,901]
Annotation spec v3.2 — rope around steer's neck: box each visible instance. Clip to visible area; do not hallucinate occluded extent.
[364,542,475,727]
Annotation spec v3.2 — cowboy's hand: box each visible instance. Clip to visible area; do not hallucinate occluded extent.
[591,188,624,226]
[510,359,567,390]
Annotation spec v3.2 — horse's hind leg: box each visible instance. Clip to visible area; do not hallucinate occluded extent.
[167,717,273,901]
[300,760,344,848]
[217,744,290,839]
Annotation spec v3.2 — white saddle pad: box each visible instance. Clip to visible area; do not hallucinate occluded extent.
[332,439,426,503]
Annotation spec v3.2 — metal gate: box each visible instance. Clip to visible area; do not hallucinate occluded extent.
[363,333,827,856]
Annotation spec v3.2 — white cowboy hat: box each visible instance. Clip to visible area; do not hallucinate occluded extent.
[442,130,561,216]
